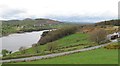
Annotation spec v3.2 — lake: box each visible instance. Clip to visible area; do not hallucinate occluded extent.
[0,30,49,53]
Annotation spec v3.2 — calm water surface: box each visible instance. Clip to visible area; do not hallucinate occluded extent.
[0,30,49,52]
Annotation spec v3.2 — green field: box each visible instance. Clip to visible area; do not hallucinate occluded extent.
[44,32,92,47]
[4,33,95,59]
[2,19,119,64]
[13,48,118,64]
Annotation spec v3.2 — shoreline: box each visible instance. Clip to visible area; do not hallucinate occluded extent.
[1,41,115,63]
[1,29,55,54]
[1,28,54,37]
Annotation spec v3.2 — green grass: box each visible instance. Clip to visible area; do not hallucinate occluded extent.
[46,32,92,47]
[13,48,118,64]
[6,33,94,57]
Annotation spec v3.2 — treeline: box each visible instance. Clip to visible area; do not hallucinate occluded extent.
[16,27,51,33]
[96,20,120,26]
[38,26,78,45]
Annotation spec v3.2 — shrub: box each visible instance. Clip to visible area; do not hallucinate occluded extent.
[19,47,27,54]
[32,44,40,53]
[46,43,58,52]
[104,44,120,49]
[38,26,78,45]
[2,49,9,57]
[89,29,107,44]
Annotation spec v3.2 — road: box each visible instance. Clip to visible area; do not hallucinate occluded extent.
[1,40,117,63]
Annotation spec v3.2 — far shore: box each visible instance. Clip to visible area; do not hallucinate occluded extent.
[1,28,54,37]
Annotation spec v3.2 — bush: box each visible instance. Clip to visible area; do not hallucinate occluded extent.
[39,26,78,45]
[19,47,26,54]
[104,44,120,49]
[32,44,40,53]
[89,29,107,44]
[46,43,58,52]
[2,49,9,57]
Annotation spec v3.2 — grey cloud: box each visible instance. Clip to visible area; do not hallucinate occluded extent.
[0,8,26,20]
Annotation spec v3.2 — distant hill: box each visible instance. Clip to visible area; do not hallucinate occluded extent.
[2,18,64,36]
[2,18,63,26]
[34,18,62,26]
[95,20,120,26]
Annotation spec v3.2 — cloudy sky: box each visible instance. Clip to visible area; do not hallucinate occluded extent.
[0,0,119,22]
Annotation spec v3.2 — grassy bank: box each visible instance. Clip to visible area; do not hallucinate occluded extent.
[12,48,118,64]
[3,33,95,59]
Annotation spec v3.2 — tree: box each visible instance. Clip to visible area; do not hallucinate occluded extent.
[2,49,9,57]
[9,51,12,54]
[89,29,107,44]
[46,43,58,52]
[32,44,40,53]
[39,26,78,45]
[118,26,120,31]
[19,47,26,54]
[118,38,120,43]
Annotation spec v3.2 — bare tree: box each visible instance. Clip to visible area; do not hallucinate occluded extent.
[118,38,120,43]
[89,29,107,44]
[118,26,120,31]
[46,43,58,52]
[2,49,9,57]
[19,46,26,54]
[32,44,40,53]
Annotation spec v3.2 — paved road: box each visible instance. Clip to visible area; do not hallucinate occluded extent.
[1,40,117,63]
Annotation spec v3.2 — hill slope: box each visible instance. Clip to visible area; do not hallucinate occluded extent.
[2,18,62,26]
[15,48,118,64]
[96,20,120,26]
[2,18,63,36]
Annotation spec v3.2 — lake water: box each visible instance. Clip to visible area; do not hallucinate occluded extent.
[0,30,49,53]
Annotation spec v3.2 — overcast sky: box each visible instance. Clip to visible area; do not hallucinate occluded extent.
[0,0,119,22]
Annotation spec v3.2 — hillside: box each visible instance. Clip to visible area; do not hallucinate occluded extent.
[13,47,118,64]
[2,19,119,64]
[2,18,63,36]
[3,33,95,60]
[2,18,62,26]
[95,20,120,26]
